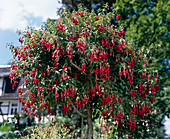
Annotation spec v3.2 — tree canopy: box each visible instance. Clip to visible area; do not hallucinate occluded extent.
[9,4,161,138]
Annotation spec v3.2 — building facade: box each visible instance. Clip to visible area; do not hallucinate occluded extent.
[0,65,24,122]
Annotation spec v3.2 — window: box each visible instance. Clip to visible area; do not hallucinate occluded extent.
[0,78,3,95]
[4,77,20,93]
[10,103,18,115]
[12,103,18,107]
[11,108,17,115]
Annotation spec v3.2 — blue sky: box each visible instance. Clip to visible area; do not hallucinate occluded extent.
[0,0,62,65]
[0,0,169,136]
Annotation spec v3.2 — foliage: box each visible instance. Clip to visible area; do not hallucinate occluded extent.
[19,124,71,139]
[8,5,160,138]
[58,0,115,12]
[113,0,170,137]
[60,0,170,137]
[0,120,19,139]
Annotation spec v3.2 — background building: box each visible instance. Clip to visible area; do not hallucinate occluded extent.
[0,65,25,122]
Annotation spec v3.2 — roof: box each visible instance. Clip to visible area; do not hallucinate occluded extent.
[0,93,19,100]
[0,65,11,77]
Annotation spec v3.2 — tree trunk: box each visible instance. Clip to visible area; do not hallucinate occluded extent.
[86,103,93,139]
[118,124,122,139]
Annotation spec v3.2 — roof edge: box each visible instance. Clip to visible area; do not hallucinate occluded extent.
[0,65,11,68]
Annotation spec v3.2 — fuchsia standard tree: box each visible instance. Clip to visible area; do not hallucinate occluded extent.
[9,5,159,138]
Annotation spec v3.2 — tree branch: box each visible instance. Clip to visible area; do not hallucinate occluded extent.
[67,97,87,118]
[70,60,87,75]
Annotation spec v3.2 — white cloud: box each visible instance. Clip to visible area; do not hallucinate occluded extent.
[0,0,62,31]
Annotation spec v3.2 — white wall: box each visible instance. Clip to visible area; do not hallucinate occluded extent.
[0,78,3,96]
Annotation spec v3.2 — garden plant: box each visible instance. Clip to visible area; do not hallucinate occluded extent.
[8,5,160,138]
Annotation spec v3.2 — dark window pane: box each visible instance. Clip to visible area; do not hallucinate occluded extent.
[12,103,18,106]
[4,77,20,93]
[15,108,17,114]
[11,108,13,115]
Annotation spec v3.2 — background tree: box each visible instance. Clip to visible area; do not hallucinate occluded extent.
[58,0,115,12]
[9,5,160,138]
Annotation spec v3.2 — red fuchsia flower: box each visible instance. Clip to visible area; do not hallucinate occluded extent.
[75,99,81,110]
[41,101,46,108]
[100,128,105,134]
[122,69,126,77]
[26,101,31,108]
[100,98,106,106]
[86,51,95,65]
[82,42,87,55]
[112,39,115,46]
[99,25,105,31]
[82,95,89,105]
[18,96,23,103]
[127,119,136,131]
[101,109,109,120]
[138,105,150,118]
[19,38,24,44]
[57,23,64,31]
[105,39,111,48]
[62,105,69,114]
[32,106,36,112]
[130,90,136,97]
[85,21,90,26]
[75,11,83,16]
[17,88,24,94]
[77,42,83,53]
[154,84,160,91]
[76,121,79,126]
[24,31,31,36]
[141,71,146,79]
[67,53,74,60]
[71,16,78,25]
[131,105,138,115]
[29,92,35,98]
[118,70,122,78]
[60,72,68,81]
[95,16,99,20]
[36,113,42,120]
[119,98,122,103]
[155,72,158,82]
[115,110,124,121]
[121,30,125,36]
[118,31,122,38]
[46,42,53,52]
[38,86,44,92]
[40,39,46,50]
[31,99,35,105]
[151,87,156,96]
[115,14,121,20]
[101,39,105,46]
[12,80,18,89]
[55,89,59,99]
[80,63,86,74]
[32,78,38,84]
[24,106,29,113]
[111,95,118,104]
[62,65,68,70]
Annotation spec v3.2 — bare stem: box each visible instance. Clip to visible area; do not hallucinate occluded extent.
[70,60,87,75]
[67,97,87,118]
